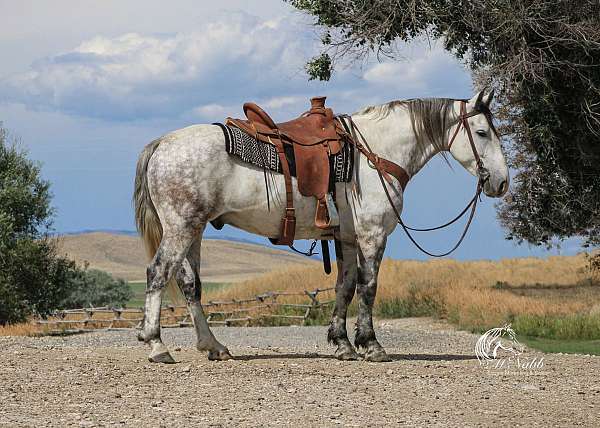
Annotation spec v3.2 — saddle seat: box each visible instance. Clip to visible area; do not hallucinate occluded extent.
[226,97,346,245]
[242,98,342,151]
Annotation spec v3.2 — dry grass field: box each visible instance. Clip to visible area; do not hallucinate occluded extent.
[205,253,600,347]
[56,232,316,282]
[4,239,599,354]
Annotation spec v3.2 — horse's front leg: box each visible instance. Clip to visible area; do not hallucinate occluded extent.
[327,239,359,360]
[354,230,390,362]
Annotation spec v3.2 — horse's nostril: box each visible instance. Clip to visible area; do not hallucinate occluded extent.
[499,180,508,195]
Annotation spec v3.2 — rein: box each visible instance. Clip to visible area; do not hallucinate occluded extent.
[341,101,491,257]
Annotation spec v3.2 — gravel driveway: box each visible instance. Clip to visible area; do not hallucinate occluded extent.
[1,318,598,427]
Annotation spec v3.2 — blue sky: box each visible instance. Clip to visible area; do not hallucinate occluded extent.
[0,0,579,260]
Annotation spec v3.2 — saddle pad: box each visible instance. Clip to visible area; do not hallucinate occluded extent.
[215,123,353,183]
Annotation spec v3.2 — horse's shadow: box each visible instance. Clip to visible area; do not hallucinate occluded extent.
[233,353,476,362]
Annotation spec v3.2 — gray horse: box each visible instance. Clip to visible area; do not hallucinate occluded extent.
[133,91,509,363]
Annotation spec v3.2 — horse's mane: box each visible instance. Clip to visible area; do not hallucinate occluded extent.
[355,98,458,154]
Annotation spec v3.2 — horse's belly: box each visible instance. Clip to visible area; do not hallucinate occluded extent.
[215,158,353,241]
[218,198,333,240]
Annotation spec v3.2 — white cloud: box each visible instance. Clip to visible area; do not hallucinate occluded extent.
[1,10,473,126]
[362,44,470,97]
[193,103,233,120]
[0,12,318,121]
[262,96,305,109]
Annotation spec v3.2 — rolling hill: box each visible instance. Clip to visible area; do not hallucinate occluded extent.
[56,232,317,283]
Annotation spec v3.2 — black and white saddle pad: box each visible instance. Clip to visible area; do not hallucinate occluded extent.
[215,123,354,183]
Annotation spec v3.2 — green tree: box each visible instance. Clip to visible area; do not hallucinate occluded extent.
[289,0,600,249]
[0,126,77,323]
[59,268,133,309]
[0,126,132,324]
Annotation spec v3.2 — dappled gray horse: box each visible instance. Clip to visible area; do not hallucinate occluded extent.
[133,90,508,363]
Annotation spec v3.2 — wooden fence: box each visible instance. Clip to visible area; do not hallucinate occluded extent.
[34,288,335,333]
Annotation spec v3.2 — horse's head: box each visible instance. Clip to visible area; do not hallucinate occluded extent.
[448,90,509,198]
[501,324,524,353]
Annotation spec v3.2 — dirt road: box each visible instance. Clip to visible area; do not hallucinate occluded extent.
[1,318,598,427]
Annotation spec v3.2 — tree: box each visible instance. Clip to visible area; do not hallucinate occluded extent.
[59,268,133,309]
[0,126,132,324]
[0,126,74,323]
[289,0,600,249]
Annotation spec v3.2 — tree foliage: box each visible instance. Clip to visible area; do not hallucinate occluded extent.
[0,126,132,324]
[59,268,133,309]
[289,0,600,248]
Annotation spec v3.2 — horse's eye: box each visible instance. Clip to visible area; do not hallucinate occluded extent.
[476,130,487,137]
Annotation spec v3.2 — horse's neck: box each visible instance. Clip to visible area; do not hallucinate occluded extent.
[350,108,442,177]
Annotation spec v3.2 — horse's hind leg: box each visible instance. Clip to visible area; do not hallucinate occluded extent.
[354,230,390,362]
[138,229,195,363]
[176,236,232,361]
[327,239,360,360]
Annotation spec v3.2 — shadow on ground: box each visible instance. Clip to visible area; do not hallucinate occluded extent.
[233,353,476,362]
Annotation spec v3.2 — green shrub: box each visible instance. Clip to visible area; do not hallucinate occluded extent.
[59,268,133,309]
[0,126,132,323]
[513,314,600,341]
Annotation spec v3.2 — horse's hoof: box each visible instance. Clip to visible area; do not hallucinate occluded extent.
[148,351,176,364]
[335,346,359,361]
[137,331,146,342]
[365,348,391,362]
[208,348,232,361]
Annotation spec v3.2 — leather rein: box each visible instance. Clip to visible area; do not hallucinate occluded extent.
[341,100,492,257]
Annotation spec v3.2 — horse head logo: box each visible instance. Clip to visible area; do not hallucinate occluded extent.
[475,324,524,364]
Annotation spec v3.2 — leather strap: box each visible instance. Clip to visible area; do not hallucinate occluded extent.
[447,101,489,181]
[346,114,484,258]
[270,134,296,246]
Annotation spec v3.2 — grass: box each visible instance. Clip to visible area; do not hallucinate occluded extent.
[0,322,49,337]
[4,253,599,345]
[512,314,600,341]
[127,281,229,308]
[201,253,600,351]
[519,337,600,356]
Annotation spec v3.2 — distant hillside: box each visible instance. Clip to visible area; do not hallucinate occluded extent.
[56,232,317,283]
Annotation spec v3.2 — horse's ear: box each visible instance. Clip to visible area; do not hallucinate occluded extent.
[481,89,495,108]
[467,90,485,108]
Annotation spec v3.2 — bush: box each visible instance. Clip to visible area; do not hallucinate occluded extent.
[0,126,77,324]
[0,237,82,324]
[0,126,131,323]
[59,268,133,309]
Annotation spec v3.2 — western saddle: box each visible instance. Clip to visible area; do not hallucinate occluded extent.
[226,96,409,258]
[226,97,346,246]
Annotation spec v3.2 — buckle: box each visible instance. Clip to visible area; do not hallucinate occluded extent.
[477,166,490,182]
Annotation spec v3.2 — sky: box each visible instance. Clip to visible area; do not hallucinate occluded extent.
[0,0,579,260]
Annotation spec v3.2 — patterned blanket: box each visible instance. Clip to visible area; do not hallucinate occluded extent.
[215,123,354,183]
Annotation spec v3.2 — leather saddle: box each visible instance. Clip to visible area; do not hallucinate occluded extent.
[226,97,345,246]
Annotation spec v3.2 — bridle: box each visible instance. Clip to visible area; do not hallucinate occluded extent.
[447,100,491,184]
[346,100,495,257]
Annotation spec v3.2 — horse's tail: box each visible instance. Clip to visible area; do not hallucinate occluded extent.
[133,138,181,302]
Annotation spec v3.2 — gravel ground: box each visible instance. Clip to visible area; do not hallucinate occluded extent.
[1,318,599,427]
